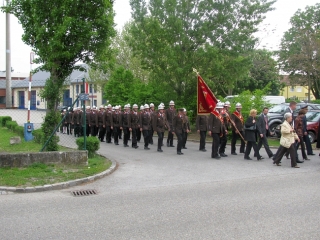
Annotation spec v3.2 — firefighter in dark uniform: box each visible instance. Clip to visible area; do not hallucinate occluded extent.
[196,114,208,151]
[140,104,152,150]
[72,107,82,137]
[84,106,91,137]
[208,104,225,159]
[122,104,131,147]
[182,108,190,149]
[136,105,144,142]
[103,104,113,143]
[172,108,185,155]
[97,105,105,142]
[217,103,228,157]
[130,104,140,149]
[89,106,98,136]
[231,102,245,155]
[112,106,122,145]
[153,104,168,152]
[166,100,176,147]
[149,103,155,144]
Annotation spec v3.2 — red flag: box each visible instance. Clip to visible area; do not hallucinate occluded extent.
[197,75,218,115]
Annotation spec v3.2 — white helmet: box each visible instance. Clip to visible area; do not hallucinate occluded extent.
[235,102,242,108]
[224,101,231,107]
[86,106,91,110]
[144,104,150,109]
[183,108,187,112]
[107,104,112,108]
[169,100,175,105]
[140,105,145,110]
[160,102,165,107]
[115,106,119,110]
[150,103,154,107]
[133,104,138,109]
[127,103,131,108]
[158,105,164,110]
[99,105,104,109]
[216,102,224,109]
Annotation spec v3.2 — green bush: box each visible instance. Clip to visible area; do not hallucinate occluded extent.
[0,116,12,127]
[14,126,24,137]
[76,136,100,157]
[5,120,18,131]
[33,129,45,144]
[311,99,320,104]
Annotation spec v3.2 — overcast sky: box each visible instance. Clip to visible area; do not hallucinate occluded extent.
[0,0,318,74]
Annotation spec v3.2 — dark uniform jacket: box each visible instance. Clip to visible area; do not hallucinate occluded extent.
[166,108,177,130]
[153,112,168,133]
[112,112,122,127]
[72,111,82,125]
[104,110,113,127]
[172,114,185,134]
[122,112,131,128]
[89,111,98,126]
[97,111,104,126]
[231,111,244,132]
[131,111,140,129]
[85,111,91,125]
[208,111,224,134]
[184,116,190,132]
[244,116,257,142]
[140,112,152,130]
[196,115,208,131]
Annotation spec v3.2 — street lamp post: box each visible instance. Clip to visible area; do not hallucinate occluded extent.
[5,0,12,108]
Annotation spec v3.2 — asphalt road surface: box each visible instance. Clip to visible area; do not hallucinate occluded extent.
[1,109,320,239]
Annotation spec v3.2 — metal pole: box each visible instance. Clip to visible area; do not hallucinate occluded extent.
[82,78,86,150]
[5,0,12,108]
[27,52,34,122]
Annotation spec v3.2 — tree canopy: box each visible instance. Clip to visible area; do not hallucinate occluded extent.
[278,3,320,99]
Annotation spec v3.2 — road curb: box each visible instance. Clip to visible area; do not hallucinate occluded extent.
[0,159,117,194]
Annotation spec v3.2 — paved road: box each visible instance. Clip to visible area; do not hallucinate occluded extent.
[1,109,320,239]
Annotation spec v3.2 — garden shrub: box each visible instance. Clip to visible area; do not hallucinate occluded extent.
[0,116,12,127]
[76,136,100,157]
[33,129,45,144]
[5,120,18,131]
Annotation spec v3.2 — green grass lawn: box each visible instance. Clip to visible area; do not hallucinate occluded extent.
[0,127,112,187]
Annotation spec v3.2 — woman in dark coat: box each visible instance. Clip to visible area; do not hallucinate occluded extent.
[244,109,263,160]
[316,116,320,155]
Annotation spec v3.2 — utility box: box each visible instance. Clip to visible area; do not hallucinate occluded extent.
[24,123,34,141]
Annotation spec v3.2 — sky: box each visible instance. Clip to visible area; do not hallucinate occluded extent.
[0,0,318,74]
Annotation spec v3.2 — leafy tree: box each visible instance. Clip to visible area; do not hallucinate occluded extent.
[278,3,320,100]
[2,0,115,150]
[128,0,275,109]
[239,50,284,95]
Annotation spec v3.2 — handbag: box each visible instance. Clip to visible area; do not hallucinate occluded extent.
[244,124,256,131]
[280,136,291,148]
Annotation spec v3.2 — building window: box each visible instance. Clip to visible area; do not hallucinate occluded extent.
[89,84,93,94]
[94,100,97,107]
[0,96,5,104]
[290,86,295,92]
[76,84,79,94]
[296,87,302,92]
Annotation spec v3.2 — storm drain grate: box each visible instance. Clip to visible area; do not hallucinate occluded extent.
[72,189,97,197]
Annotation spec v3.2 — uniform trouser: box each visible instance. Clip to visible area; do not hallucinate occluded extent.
[257,134,273,157]
[199,131,207,150]
[219,134,227,154]
[182,132,188,148]
[90,125,97,136]
[113,127,120,144]
[245,141,261,159]
[284,140,299,160]
[136,128,141,141]
[143,130,151,147]
[105,126,112,143]
[131,128,138,147]
[123,127,130,145]
[211,133,220,157]
[176,132,183,153]
[85,124,90,137]
[149,127,154,144]
[67,123,73,135]
[167,127,174,145]
[296,136,307,159]
[231,131,245,153]
[157,131,164,150]
[274,144,297,167]
[303,134,313,154]
[74,124,80,137]
[98,125,105,141]
[119,128,122,139]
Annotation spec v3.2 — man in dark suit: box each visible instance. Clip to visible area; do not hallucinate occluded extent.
[122,105,131,147]
[130,104,139,149]
[166,101,176,147]
[257,107,274,158]
[140,104,152,150]
[196,114,208,151]
[153,104,168,152]
[172,108,185,155]
[208,104,224,159]
[230,103,245,155]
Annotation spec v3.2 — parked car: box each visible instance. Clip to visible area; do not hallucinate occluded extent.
[263,96,285,105]
[268,103,320,138]
[273,110,320,142]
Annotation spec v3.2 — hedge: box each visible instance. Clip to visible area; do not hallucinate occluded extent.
[0,116,12,127]
[76,136,100,157]
[33,129,45,144]
[5,120,18,131]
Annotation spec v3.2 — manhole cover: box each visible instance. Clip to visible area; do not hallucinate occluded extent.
[72,189,97,197]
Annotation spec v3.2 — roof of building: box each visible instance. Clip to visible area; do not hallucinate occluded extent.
[0,72,29,79]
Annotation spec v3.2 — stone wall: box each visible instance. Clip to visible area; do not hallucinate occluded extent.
[0,151,88,168]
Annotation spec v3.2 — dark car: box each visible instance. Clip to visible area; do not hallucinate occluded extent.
[268,103,320,137]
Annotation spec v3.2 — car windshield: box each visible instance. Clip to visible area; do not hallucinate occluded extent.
[306,112,320,122]
[269,105,286,113]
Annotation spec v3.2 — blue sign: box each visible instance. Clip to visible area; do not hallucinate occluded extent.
[79,93,89,101]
